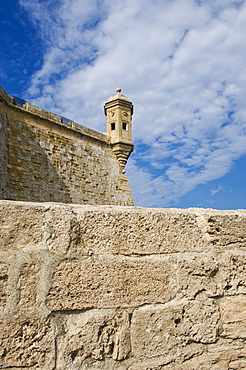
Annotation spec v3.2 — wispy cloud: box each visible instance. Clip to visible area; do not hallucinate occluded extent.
[210,185,224,196]
[19,0,246,207]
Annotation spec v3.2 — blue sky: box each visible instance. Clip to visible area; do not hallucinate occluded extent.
[1,0,246,209]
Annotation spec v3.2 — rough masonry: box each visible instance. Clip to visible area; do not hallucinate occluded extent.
[0,86,133,205]
[0,200,246,369]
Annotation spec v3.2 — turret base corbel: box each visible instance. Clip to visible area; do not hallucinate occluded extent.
[112,142,134,174]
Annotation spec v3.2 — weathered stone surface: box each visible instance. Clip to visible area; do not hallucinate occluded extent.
[216,252,246,296]
[127,341,246,370]
[0,96,9,200]
[54,309,131,369]
[0,261,8,307]
[0,201,246,369]
[207,214,246,250]
[74,209,210,256]
[176,252,219,298]
[220,295,246,339]
[131,298,220,359]
[0,201,46,251]
[46,255,175,310]
[41,204,80,254]
[16,262,40,310]
[0,318,54,369]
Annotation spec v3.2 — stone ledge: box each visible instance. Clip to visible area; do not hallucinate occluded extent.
[1,200,246,369]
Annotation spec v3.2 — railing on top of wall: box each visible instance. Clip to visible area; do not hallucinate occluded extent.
[12,96,28,108]
[11,95,73,126]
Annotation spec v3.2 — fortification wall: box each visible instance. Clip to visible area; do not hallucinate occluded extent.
[0,88,10,199]
[1,200,246,369]
[0,86,133,206]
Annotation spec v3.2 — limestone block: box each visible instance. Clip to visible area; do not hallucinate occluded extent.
[74,209,210,256]
[216,252,246,296]
[207,214,246,250]
[158,354,226,370]
[131,298,220,359]
[130,356,212,370]
[176,252,219,298]
[129,341,246,370]
[0,318,54,369]
[0,201,81,255]
[0,201,46,251]
[0,261,8,307]
[206,341,246,363]
[42,204,80,255]
[16,262,40,311]
[46,255,175,310]
[192,341,246,370]
[229,359,246,369]
[220,295,246,338]
[53,309,131,369]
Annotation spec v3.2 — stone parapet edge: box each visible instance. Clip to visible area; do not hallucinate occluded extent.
[0,85,109,145]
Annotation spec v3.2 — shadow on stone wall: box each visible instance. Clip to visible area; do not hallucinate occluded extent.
[7,120,72,203]
[0,104,10,199]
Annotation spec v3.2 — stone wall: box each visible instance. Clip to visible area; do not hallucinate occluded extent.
[0,86,133,206]
[1,200,246,369]
[0,88,10,199]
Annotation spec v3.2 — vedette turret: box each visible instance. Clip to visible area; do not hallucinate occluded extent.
[104,88,134,174]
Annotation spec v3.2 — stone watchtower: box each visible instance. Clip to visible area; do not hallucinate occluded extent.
[104,88,134,174]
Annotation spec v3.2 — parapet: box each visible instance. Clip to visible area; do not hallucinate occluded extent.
[6,90,109,144]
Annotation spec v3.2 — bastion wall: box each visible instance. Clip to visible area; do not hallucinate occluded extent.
[0,86,133,206]
[1,200,246,369]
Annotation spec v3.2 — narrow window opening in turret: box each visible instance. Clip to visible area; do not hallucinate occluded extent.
[122,122,128,131]
[111,122,115,130]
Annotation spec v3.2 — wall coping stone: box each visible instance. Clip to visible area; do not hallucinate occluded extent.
[0,85,109,145]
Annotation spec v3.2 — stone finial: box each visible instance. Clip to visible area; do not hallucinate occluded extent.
[116,87,121,93]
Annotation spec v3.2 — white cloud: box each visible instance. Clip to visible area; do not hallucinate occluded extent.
[210,185,224,196]
[19,0,246,207]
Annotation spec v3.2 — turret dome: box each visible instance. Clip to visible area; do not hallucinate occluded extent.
[107,88,130,102]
